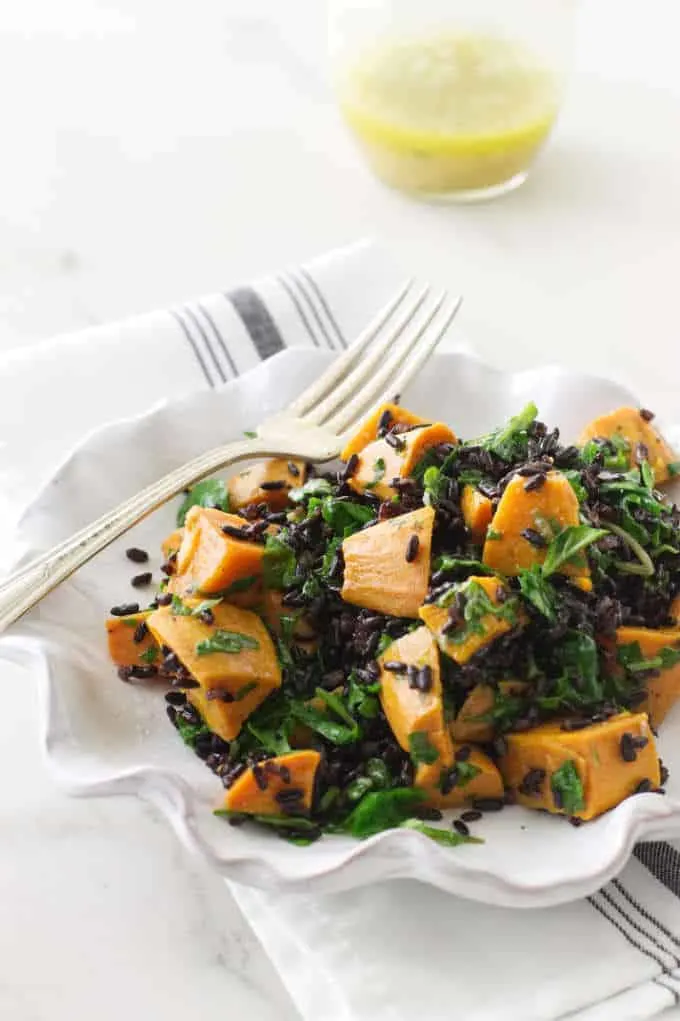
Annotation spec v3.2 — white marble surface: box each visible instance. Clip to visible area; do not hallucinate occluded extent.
[0,1,679,1018]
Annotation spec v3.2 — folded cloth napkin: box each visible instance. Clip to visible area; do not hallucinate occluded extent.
[1,241,679,1021]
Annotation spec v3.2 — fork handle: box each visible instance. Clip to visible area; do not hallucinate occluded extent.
[0,437,296,634]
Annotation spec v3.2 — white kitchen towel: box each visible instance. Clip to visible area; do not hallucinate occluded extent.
[1,240,679,1021]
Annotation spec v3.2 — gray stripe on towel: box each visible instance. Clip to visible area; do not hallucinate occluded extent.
[229,287,287,360]
[635,842,680,899]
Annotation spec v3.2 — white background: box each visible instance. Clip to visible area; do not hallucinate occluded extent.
[0,1,678,1018]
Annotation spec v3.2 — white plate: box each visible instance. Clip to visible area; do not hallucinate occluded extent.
[3,350,680,908]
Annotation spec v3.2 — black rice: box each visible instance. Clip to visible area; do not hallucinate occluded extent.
[131,571,152,588]
[125,547,149,563]
[110,602,140,616]
[405,534,420,563]
[453,819,470,837]
[520,528,548,548]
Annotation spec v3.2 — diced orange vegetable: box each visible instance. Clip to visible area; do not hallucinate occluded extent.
[342,506,435,618]
[147,601,281,740]
[349,423,457,502]
[578,406,678,484]
[173,506,266,597]
[419,576,521,666]
[227,458,306,512]
[616,626,680,729]
[224,750,321,816]
[450,680,528,743]
[378,626,445,751]
[340,402,427,461]
[415,735,504,809]
[461,485,493,543]
[499,712,660,821]
[261,589,317,643]
[162,529,184,559]
[482,471,592,590]
[106,611,158,668]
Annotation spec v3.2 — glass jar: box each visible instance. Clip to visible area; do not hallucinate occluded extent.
[329,0,575,202]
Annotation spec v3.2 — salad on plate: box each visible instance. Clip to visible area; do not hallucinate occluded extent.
[105,400,680,847]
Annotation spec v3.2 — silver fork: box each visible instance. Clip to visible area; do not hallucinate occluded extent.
[0,284,462,632]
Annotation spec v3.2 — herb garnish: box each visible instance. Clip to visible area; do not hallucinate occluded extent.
[195,630,260,655]
[177,479,229,526]
[408,731,439,765]
[550,761,585,815]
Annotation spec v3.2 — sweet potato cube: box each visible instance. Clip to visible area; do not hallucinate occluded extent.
[482,471,591,590]
[461,485,494,543]
[341,506,434,619]
[499,712,660,821]
[419,576,520,666]
[450,680,528,742]
[378,626,445,751]
[415,735,504,809]
[106,611,158,668]
[616,626,680,729]
[161,529,184,559]
[173,506,265,596]
[224,750,321,816]
[147,601,281,740]
[349,423,457,502]
[340,402,427,461]
[227,458,306,512]
[578,406,678,484]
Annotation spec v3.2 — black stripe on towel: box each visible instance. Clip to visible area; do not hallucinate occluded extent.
[596,887,679,967]
[229,287,286,360]
[183,305,226,383]
[196,300,239,378]
[276,274,321,348]
[612,878,680,951]
[169,308,215,387]
[286,270,339,350]
[635,843,680,900]
[299,265,348,348]
[588,895,670,971]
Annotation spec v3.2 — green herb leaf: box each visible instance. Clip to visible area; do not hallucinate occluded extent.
[346,776,374,802]
[408,731,440,765]
[618,641,680,674]
[171,595,223,617]
[435,556,496,577]
[365,758,392,789]
[341,788,425,838]
[550,760,585,815]
[177,479,229,526]
[556,632,601,700]
[542,525,608,577]
[423,465,447,507]
[288,478,334,503]
[486,528,503,541]
[262,533,297,589]
[195,629,260,655]
[214,810,318,832]
[439,579,518,644]
[175,714,211,749]
[243,430,258,439]
[454,760,482,787]
[518,566,558,621]
[365,457,386,491]
[668,461,680,477]
[289,694,361,747]
[139,645,159,664]
[210,576,258,597]
[400,818,483,846]
[472,403,538,461]
[319,497,374,537]
[347,672,381,720]
[563,470,588,503]
[640,461,655,491]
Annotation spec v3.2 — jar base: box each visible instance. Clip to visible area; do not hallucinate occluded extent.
[395,171,529,205]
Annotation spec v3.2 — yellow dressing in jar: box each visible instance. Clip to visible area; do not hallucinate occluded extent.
[338,33,560,199]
